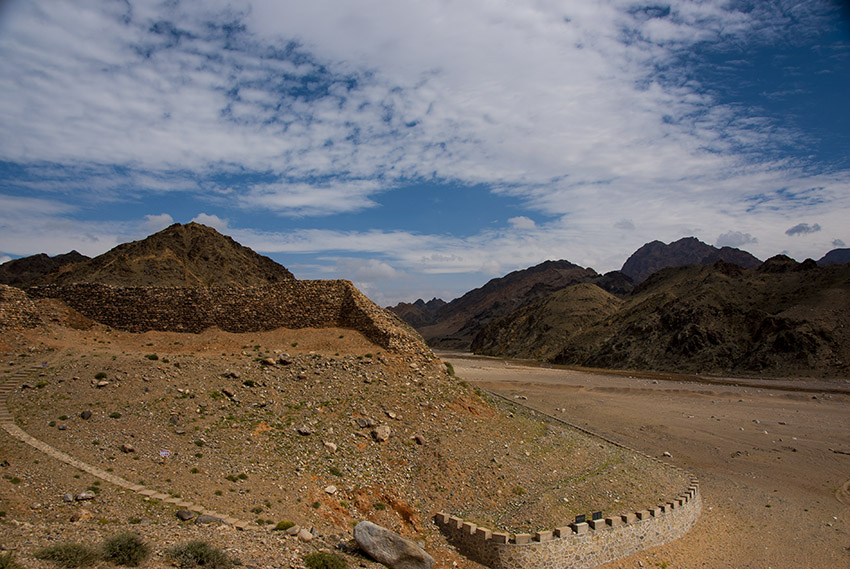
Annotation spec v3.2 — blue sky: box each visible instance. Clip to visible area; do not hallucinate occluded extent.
[1,1,848,305]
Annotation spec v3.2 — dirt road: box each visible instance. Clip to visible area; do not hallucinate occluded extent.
[444,353,850,569]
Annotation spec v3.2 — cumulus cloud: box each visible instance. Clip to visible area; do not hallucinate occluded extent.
[143,213,174,233]
[785,223,822,236]
[832,239,845,248]
[615,219,636,231]
[333,258,401,282]
[191,213,229,232]
[508,216,536,230]
[716,231,758,248]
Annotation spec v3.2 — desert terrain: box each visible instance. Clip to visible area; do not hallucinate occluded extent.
[445,352,850,568]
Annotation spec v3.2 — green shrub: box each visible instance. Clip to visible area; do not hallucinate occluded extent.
[373,502,386,511]
[272,520,295,531]
[101,532,150,567]
[304,552,347,569]
[145,354,159,361]
[166,541,234,569]
[34,542,99,568]
[0,552,23,569]
[94,372,107,380]
[109,412,122,419]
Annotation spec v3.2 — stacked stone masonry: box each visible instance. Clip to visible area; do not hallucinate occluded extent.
[24,282,426,354]
[435,482,700,569]
[436,391,703,569]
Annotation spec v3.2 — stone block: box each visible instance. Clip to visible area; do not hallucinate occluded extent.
[635,510,651,521]
[435,512,449,525]
[535,531,553,542]
[588,519,606,530]
[554,526,573,538]
[491,533,509,544]
[475,527,492,541]
[571,522,588,534]
[462,521,477,535]
[621,513,637,525]
[648,507,661,517]
[449,516,463,530]
[514,534,532,545]
[605,516,622,528]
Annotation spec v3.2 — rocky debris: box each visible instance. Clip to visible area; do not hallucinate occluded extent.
[80,410,92,420]
[412,435,426,446]
[120,443,135,453]
[324,485,337,495]
[298,528,314,542]
[75,491,95,501]
[354,521,434,569]
[70,508,94,522]
[176,510,196,521]
[323,441,338,453]
[372,425,391,442]
[297,426,313,436]
[195,514,224,525]
[62,492,74,502]
[261,357,276,366]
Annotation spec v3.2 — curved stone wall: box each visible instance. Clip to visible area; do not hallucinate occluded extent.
[435,392,702,569]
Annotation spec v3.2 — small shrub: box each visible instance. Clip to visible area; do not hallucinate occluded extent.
[242,380,255,387]
[250,505,264,514]
[101,532,150,567]
[305,552,347,569]
[167,540,234,569]
[512,485,526,496]
[311,501,320,509]
[0,552,23,569]
[328,466,343,477]
[373,502,386,511]
[444,361,455,377]
[94,372,107,380]
[145,354,159,361]
[34,542,99,568]
[109,412,122,419]
[58,415,68,420]
[237,473,248,480]
[273,520,295,531]
[190,467,199,474]
[36,380,48,388]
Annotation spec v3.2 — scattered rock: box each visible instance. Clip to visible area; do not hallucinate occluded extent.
[278,354,293,365]
[70,508,94,522]
[662,451,672,458]
[176,509,196,521]
[324,485,337,495]
[261,357,276,366]
[75,491,95,501]
[372,425,391,442]
[57,423,67,431]
[120,443,135,453]
[62,492,74,503]
[285,524,301,536]
[413,434,426,446]
[80,410,92,420]
[96,380,109,388]
[297,426,312,436]
[221,388,235,399]
[298,528,314,542]
[354,520,434,569]
[169,414,180,425]
[195,514,224,525]
[323,441,338,453]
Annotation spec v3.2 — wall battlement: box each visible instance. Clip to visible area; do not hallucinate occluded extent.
[25,281,427,354]
[436,391,703,569]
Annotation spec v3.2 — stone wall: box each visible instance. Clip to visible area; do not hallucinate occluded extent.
[435,392,702,569]
[25,282,427,353]
[0,284,42,330]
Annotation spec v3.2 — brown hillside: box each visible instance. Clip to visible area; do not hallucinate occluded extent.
[621,237,761,284]
[552,259,850,378]
[408,260,599,349]
[471,283,623,360]
[35,222,294,287]
[0,251,89,286]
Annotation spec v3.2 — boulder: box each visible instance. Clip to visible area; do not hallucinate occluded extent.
[372,425,391,442]
[176,509,196,521]
[353,521,434,569]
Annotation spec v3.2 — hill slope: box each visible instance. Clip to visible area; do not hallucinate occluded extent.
[471,283,623,360]
[398,260,600,349]
[551,258,850,377]
[621,237,761,283]
[818,248,850,267]
[36,223,294,287]
[0,251,89,286]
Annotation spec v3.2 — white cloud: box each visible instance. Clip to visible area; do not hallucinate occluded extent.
[832,239,846,248]
[716,231,758,248]
[191,213,229,232]
[143,213,174,233]
[508,216,536,230]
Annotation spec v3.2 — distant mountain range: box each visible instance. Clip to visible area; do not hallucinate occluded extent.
[0,251,90,286]
[389,237,850,378]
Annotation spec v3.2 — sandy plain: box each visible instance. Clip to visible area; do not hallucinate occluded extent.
[444,352,850,569]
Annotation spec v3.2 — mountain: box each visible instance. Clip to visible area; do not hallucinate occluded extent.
[547,258,850,378]
[34,223,295,287]
[818,248,850,267]
[0,251,89,286]
[394,260,600,349]
[621,237,761,284]
[471,283,623,360]
[388,297,446,328]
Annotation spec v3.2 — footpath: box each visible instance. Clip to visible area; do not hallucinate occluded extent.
[0,365,256,530]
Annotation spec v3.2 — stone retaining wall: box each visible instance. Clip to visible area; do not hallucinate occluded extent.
[436,392,702,569]
[24,282,426,353]
[0,284,43,330]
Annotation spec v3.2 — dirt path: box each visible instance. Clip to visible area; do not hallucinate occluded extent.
[444,353,850,569]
